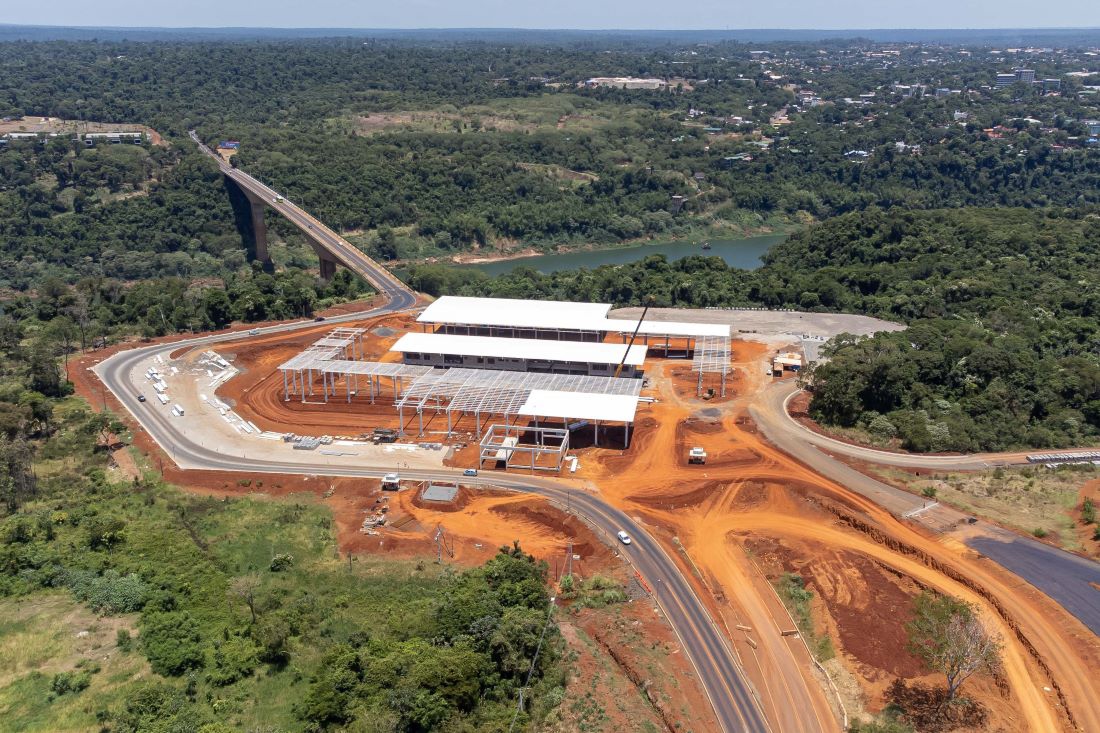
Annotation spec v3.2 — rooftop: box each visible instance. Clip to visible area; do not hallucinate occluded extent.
[418,295,611,332]
[517,389,639,423]
[420,296,729,338]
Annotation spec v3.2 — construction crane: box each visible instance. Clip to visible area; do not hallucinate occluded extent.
[613,295,655,379]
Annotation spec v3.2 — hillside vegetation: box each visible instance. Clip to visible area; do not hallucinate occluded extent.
[0,410,563,731]
[414,206,1100,451]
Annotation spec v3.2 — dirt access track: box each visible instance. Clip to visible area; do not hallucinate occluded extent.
[189,307,1100,733]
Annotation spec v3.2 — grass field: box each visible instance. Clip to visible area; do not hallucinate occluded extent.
[333,94,636,137]
[875,464,1096,551]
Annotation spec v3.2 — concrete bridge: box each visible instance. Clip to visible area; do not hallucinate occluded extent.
[189,131,412,301]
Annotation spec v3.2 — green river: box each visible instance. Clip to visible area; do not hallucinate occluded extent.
[462,233,784,276]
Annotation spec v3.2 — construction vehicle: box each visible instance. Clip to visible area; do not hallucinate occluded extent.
[688,447,707,464]
[381,473,401,491]
[372,428,398,444]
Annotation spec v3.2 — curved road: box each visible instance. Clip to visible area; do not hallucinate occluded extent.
[751,381,1100,637]
[97,308,770,733]
[95,142,775,733]
[762,381,1096,470]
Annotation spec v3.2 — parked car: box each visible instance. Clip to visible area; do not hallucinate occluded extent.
[616,531,632,545]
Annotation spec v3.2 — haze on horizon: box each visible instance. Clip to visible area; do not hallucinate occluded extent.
[3,0,1100,31]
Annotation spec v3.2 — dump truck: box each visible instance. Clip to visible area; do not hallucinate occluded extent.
[688,447,707,465]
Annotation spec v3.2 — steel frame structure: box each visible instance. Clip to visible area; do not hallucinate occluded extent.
[692,334,733,396]
[479,423,570,472]
[393,367,641,438]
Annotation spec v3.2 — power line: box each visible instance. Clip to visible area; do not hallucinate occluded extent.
[508,595,556,733]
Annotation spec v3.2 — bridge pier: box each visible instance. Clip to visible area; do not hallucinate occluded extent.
[249,200,270,265]
[223,172,342,282]
[310,241,339,281]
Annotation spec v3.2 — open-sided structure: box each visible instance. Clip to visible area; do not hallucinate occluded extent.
[418,296,731,393]
[392,332,647,377]
[272,293,734,469]
[393,367,643,440]
[479,424,571,471]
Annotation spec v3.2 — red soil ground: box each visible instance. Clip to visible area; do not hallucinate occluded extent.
[69,307,1100,733]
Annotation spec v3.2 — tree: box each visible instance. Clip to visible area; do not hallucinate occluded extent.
[906,592,1001,701]
[25,338,66,398]
[45,316,78,383]
[0,436,36,513]
[374,226,398,261]
[229,575,261,624]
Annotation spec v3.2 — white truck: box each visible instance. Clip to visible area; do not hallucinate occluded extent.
[688,447,707,465]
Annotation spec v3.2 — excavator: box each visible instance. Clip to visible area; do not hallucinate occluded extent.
[612,295,654,379]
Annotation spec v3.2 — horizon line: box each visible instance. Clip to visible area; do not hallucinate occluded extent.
[3,22,1100,32]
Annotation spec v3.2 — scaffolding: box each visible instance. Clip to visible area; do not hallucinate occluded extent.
[277,328,393,402]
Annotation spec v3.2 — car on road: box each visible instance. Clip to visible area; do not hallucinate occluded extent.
[616,530,632,545]
[463,468,478,477]
[137,394,146,403]
[314,316,326,322]
[248,328,260,335]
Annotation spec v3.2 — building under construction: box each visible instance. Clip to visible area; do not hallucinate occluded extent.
[276,296,732,464]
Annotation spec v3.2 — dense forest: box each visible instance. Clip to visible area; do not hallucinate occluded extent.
[1,38,1099,443]
[2,39,1099,268]
[409,207,1100,451]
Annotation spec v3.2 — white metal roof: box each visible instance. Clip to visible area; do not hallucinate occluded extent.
[517,390,639,423]
[418,295,612,331]
[392,332,648,367]
[420,295,728,338]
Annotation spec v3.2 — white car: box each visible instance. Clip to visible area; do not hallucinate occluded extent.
[616,530,632,545]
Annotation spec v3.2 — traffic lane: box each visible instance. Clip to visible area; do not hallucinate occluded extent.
[563,492,771,733]
[753,387,1100,640]
[964,534,1100,636]
[765,383,1069,470]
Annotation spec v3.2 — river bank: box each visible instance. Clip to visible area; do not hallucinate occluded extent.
[461,232,789,275]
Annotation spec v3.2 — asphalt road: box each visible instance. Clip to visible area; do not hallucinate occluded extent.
[95,139,776,733]
[768,381,1095,469]
[752,381,1100,637]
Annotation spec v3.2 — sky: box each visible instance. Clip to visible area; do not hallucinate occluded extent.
[3,0,1100,30]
